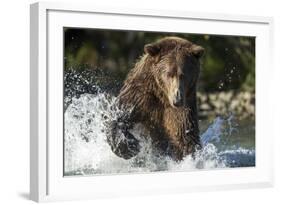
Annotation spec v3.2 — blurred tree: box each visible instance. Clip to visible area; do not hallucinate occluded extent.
[64,28,255,92]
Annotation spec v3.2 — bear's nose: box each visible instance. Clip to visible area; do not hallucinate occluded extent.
[174,90,183,107]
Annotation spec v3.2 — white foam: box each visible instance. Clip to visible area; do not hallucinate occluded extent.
[64,93,254,176]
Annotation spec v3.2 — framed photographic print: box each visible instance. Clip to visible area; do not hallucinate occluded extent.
[30,2,274,202]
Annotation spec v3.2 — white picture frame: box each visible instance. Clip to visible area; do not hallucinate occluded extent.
[30,1,274,202]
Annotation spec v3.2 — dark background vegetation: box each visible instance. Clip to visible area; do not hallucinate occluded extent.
[64,28,255,93]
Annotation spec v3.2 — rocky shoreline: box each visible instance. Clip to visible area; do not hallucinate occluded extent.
[197,91,255,120]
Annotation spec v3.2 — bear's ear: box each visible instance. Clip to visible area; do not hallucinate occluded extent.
[191,45,205,58]
[144,43,160,57]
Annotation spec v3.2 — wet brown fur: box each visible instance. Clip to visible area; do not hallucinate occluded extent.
[112,37,203,160]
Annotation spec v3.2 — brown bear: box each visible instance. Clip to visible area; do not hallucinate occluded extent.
[107,36,204,161]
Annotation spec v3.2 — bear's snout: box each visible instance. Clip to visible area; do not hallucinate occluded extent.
[173,89,184,107]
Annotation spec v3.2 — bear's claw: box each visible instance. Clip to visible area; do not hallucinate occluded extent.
[107,119,140,159]
[112,130,140,159]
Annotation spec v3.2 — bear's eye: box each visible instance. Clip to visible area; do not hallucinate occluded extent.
[167,65,177,78]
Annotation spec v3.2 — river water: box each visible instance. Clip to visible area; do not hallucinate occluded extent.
[64,92,255,176]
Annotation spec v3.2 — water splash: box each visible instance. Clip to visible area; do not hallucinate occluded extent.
[64,91,255,176]
[201,117,224,146]
[63,67,255,176]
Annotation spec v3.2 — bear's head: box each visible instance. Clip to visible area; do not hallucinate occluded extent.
[144,37,204,107]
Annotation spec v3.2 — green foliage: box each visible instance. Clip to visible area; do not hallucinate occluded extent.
[64,28,255,92]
